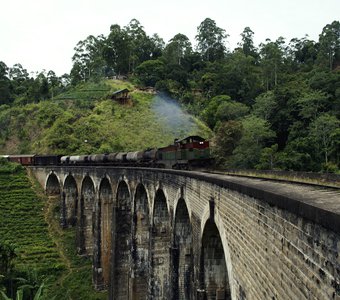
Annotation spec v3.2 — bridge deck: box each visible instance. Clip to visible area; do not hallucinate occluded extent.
[204,172,340,211]
[192,170,340,232]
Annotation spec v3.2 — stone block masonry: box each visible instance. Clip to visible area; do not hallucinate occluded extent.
[30,166,340,300]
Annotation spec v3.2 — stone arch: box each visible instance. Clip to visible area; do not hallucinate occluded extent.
[78,175,95,255]
[62,175,78,227]
[112,180,132,299]
[172,198,193,300]
[200,217,232,300]
[173,186,192,223]
[152,182,170,219]
[45,172,60,195]
[151,189,171,299]
[131,183,150,299]
[94,177,113,289]
[200,203,236,299]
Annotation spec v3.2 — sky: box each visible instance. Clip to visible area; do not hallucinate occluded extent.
[0,0,339,76]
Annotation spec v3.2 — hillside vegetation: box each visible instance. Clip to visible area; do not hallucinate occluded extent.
[1,18,339,172]
[0,160,63,275]
[0,159,107,299]
[0,80,211,155]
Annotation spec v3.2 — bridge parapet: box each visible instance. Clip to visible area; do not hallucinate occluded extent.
[30,166,340,300]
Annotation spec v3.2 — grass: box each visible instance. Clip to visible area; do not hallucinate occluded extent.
[0,160,107,299]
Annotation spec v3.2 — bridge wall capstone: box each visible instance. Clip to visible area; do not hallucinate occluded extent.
[29,166,340,300]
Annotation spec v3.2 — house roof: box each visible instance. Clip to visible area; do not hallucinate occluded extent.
[112,88,129,95]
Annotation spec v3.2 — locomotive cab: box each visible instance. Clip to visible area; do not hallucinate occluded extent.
[174,136,211,162]
[157,135,212,169]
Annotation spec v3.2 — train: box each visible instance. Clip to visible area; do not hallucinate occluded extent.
[1,136,213,170]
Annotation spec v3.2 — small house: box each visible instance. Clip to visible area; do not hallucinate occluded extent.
[111,88,130,104]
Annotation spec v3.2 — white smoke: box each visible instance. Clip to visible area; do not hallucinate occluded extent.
[151,94,199,138]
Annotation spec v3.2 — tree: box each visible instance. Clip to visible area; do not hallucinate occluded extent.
[39,77,49,101]
[278,138,314,171]
[8,64,29,96]
[218,50,262,104]
[239,27,258,59]
[163,33,192,66]
[195,18,228,61]
[259,38,285,90]
[0,61,12,105]
[215,100,249,123]
[213,120,243,165]
[0,61,9,78]
[269,80,307,149]
[124,19,154,72]
[0,242,16,277]
[8,64,29,82]
[296,90,330,120]
[317,21,340,70]
[201,95,231,128]
[309,113,339,164]
[308,70,340,109]
[47,70,60,99]
[71,35,105,83]
[196,50,261,103]
[135,59,165,86]
[103,24,130,75]
[256,144,279,170]
[201,94,249,129]
[60,73,71,88]
[0,241,17,298]
[252,91,277,120]
[232,116,275,168]
[287,36,318,71]
[149,33,165,59]
[70,62,85,86]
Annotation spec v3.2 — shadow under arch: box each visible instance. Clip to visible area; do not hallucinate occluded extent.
[111,180,131,299]
[94,177,113,289]
[131,183,150,299]
[62,175,78,227]
[78,175,95,256]
[45,173,60,195]
[151,189,171,299]
[200,218,232,300]
[172,198,193,300]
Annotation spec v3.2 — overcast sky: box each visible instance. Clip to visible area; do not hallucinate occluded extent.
[1,0,339,76]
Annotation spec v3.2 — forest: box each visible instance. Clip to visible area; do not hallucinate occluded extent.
[0,18,339,172]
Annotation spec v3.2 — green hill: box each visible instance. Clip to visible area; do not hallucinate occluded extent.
[0,80,211,155]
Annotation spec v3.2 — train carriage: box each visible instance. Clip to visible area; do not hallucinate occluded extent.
[5,136,213,169]
[34,155,62,166]
[8,155,35,166]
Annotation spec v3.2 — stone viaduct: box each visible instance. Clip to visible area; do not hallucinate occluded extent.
[30,166,340,300]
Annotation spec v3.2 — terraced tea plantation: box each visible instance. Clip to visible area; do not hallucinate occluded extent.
[0,162,64,289]
[0,160,107,299]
